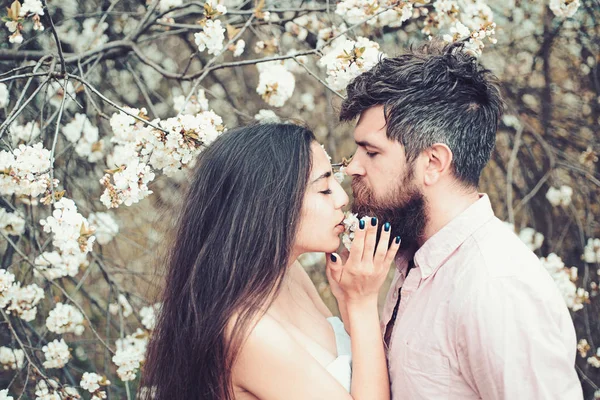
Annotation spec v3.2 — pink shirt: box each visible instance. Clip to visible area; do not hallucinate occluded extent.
[382,194,582,399]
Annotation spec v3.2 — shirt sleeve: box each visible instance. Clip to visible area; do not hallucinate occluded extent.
[455,275,583,400]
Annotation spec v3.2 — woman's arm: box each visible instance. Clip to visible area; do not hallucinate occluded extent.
[326,218,400,400]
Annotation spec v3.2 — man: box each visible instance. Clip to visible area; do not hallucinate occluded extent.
[338,41,582,399]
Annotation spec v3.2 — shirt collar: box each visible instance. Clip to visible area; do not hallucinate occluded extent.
[412,193,495,279]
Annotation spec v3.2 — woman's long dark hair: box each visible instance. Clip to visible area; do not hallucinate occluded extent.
[141,123,316,399]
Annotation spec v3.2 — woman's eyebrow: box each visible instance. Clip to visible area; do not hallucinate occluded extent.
[311,171,332,184]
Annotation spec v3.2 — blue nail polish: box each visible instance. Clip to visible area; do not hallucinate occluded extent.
[395,236,401,244]
[371,217,377,226]
[330,254,337,262]
[384,222,390,232]
[359,219,365,230]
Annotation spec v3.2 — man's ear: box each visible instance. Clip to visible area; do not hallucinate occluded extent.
[422,143,453,186]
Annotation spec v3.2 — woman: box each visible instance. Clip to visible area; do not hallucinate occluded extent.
[142,123,400,399]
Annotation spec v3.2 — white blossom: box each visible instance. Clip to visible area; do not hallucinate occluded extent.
[39,197,95,255]
[342,212,360,250]
[150,111,225,176]
[42,339,71,369]
[540,253,587,311]
[0,83,8,108]
[256,61,296,107]
[20,0,44,16]
[109,294,133,318]
[46,303,85,336]
[546,185,573,207]
[140,303,161,330]
[0,208,26,236]
[100,160,155,208]
[232,39,245,57]
[62,114,103,162]
[194,19,225,55]
[550,0,580,18]
[503,223,544,252]
[34,250,88,280]
[159,0,183,13]
[34,378,80,400]
[9,121,41,147]
[318,36,385,91]
[584,238,600,263]
[254,109,280,123]
[80,372,110,396]
[0,347,24,370]
[2,282,44,321]
[59,18,109,53]
[0,390,13,400]
[0,269,15,294]
[173,89,209,115]
[112,329,148,381]
[0,143,57,198]
[335,0,412,28]
[88,212,119,245]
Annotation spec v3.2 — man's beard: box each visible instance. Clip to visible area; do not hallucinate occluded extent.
[351,173,428,249]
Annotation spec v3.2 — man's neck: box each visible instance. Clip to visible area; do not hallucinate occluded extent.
[419,189,480,246]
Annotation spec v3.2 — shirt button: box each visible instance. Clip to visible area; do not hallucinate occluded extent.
[393,291,398,299]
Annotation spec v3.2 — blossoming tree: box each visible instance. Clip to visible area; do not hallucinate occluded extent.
[0,0,598,398]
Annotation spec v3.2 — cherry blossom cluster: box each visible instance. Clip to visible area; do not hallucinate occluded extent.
[546,185,573,207]
[0,208,26,236]
[56,18,109,53]
[194,0,227,55]
[540,253,588,311]
[34,378,79,399]
[4,0,44,44]
[9,121,40,147]
[42,338,71,369]
[584,238,600,264]
[0,346,24,370]
[62,114,105,163]
[0,269,44,321]
[256,61,297,107]
[45,302,85,336]
[80,372,111,400]
[335,0,414,28]
[427,0,497,55]
[341,212,360,250]
[112,328,149,381]
[318,36,385,91]
[87,212,119,245]
[102,106,225,208]
[549,0,580,18]
[0,143,57,199]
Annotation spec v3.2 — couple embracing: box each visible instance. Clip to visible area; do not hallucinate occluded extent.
[140,41,583,399]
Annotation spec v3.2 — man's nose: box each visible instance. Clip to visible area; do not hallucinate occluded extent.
[345,155,364,176]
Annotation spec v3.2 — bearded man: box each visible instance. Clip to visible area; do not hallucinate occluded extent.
[333,40,582,399]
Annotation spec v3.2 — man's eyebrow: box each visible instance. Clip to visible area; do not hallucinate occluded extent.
[355,140,381,150]
[311,171,332,184]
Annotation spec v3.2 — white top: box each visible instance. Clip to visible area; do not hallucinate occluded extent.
[325,316,352,392]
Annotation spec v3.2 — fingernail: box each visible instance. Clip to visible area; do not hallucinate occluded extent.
[384,222,390,232]
[395,236,401,244]
[359,219,365,230]
[330,254,337,262]
[371,217,377,226]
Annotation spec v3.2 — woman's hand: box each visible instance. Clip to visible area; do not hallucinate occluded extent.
[326,217,400,305]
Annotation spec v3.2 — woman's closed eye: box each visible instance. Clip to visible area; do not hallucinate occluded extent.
[366,151,378,158]
[320,189,332,195]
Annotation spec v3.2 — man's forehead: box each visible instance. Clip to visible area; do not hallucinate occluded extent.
[354,115,387,142]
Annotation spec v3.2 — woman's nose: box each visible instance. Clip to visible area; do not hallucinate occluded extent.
[335,186,349,209]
